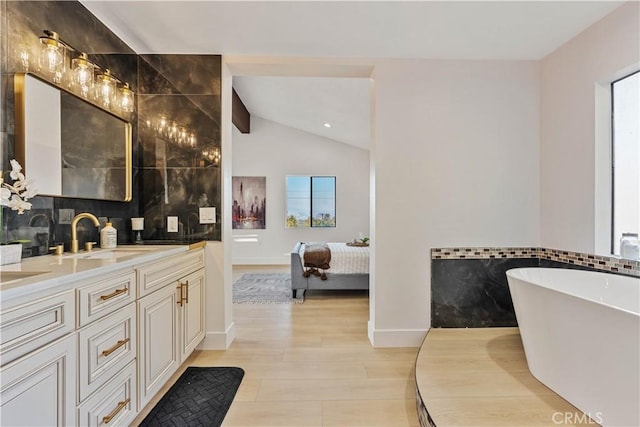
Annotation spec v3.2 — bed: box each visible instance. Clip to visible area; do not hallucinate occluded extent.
[290,242,369,298]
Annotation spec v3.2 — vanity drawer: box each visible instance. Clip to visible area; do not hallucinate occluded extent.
[78,303,136,402]
[0,289,75,366]
[77,269,136,327]
[77,359,137,427]
[137,249,204,297]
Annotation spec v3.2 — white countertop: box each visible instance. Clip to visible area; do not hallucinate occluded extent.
[0,244,201,304]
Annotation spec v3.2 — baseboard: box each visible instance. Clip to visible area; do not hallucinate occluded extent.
[198,322,236,350]
[367,325,428,348]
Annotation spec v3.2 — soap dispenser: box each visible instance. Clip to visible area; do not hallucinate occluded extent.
[100,222,118,249]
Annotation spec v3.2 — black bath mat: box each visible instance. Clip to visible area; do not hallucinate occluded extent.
[139,367,244,427]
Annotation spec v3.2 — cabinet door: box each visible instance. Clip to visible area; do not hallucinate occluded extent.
[137,284,179,410]
[0,334,76,426]
[178,268,206,361]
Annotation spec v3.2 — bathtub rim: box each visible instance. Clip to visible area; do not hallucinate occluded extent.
[506,267,640,317]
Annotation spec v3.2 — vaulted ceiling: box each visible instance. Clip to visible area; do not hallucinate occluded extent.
[82,1,624,149]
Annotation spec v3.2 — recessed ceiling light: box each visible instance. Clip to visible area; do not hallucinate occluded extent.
[323,123,331,128]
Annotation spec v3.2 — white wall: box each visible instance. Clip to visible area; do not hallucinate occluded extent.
[370,59,541,346]
[231,116,370,264]
[540,2,640,254]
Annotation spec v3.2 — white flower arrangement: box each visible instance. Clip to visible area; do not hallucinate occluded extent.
[1,159,38,214]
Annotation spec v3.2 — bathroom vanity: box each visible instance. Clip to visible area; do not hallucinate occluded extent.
[0,243,206,426]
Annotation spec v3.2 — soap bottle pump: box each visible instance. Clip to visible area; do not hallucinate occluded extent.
[100,222,118,249]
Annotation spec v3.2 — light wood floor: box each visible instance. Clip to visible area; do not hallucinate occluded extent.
[133,265,420,426]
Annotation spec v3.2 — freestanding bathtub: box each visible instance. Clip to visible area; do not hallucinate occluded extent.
[506,267,639,427]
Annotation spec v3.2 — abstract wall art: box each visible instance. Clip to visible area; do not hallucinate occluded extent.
[232,176,266,229]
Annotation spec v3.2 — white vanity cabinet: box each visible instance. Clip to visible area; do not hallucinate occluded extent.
[137,249,205,410]
[0,244,206,426]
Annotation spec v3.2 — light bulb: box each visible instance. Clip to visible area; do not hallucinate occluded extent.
[95,69,116,108]
[38,31,64,77]
[179,127,188,144]
[17,43,30,72]
[117,83,134,113]
[158,114,167,131]
[71,53,93,98]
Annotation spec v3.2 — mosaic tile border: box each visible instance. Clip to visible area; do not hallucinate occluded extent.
[431,247,640,278]
[432,247,538,259]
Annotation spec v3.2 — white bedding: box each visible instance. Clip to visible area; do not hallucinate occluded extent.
[299,242,369,274]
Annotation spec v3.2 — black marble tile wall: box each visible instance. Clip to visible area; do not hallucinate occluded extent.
[431,257,540,328]
[137,55,221,242]
[1,1,139,256]
[2,2,223,258]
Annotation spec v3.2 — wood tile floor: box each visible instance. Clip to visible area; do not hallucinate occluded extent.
[416,328,597,427]
[132,265,420,426]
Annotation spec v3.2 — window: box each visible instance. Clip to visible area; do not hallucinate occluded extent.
[611,71,640,254]
[286,176,336,228]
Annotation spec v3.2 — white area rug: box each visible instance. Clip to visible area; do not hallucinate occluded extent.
[233,273,303,304]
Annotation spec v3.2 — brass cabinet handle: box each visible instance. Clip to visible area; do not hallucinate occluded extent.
[103,398,130,424]
[100,288,128,301]
[177,283,184,306]
[102,338,130,357]
[177,281,189,306]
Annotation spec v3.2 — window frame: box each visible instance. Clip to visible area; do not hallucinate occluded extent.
[285,175,336,228]
[610,70,640,255]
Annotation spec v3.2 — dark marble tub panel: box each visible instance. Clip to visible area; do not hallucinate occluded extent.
[431,257,540,328]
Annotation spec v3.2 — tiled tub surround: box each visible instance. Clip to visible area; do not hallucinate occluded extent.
[431,247,639,328]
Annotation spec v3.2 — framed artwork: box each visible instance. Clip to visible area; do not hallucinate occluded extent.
[232,176,266,229]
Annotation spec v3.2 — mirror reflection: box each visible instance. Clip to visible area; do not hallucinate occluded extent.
[15,73,132,201]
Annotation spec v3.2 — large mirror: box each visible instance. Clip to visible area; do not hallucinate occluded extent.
[14,73,132,201]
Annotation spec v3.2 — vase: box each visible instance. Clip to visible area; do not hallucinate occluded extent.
[0,243,23,266]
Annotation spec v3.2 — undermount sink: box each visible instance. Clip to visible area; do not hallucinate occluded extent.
[64,247,156,260]
[0,270,51,284]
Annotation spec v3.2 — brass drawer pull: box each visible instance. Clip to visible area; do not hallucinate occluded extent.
[177,283,184,306]
[102,338,130,357]
[177,280,189,306]
[100,288,128,301]
[103,397,130,424]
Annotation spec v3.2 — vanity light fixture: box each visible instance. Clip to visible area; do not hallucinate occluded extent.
[34,30,135,115]
[17,43,31,73]
[70,52,94,98]
[202,147,221,165]
[95,69,116,108]
[118,83,135,113]
[146,114,200,151]
[38,30,64,82]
